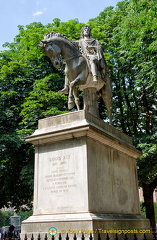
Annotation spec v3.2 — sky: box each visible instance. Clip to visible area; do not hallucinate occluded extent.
[0,0,120,50]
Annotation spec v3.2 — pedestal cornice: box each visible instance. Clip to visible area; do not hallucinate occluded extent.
[25,110,141,158]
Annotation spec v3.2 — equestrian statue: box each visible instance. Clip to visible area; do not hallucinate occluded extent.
[39,26,112,124]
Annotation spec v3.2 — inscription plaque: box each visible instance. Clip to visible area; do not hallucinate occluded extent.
[44,155,76,195]
[34,139,88,214]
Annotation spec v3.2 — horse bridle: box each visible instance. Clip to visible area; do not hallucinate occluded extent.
[61,54,82,62]
[42,40,82,65]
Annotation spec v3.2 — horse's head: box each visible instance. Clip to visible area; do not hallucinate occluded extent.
[39,40,63,69]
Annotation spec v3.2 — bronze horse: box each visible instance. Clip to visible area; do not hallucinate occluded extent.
[39,32,112,124]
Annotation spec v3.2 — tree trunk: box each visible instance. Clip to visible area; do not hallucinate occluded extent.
[142,183,156,231]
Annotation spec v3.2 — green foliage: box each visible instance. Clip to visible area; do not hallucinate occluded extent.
[137,135,157,185]
[0,1,156,219]
[140,201,157,222]
[46,19,85,41]
[0,210,32,227]
[88,0,157,226]
[17,209,33,222]
[88,0,157,179]
[0,211,13,227]
[0,19,85,208]
[140,202,146,217]
[19,74,68,135]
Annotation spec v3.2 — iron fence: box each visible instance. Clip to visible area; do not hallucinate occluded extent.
[0,232,156,240]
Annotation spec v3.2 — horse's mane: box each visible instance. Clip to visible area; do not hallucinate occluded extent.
[43,32,79,50]
[43,32,69,40]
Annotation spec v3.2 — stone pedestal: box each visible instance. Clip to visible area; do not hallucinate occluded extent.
[21,110,151,239]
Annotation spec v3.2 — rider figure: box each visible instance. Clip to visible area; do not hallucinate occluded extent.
[58,25,107,94]
[78,25,107,83]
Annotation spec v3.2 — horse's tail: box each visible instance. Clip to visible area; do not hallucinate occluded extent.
[101,75,112,125]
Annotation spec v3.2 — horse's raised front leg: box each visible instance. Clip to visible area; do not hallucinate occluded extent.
[58,75,69,94]
[68,69,88,110]
[70,69,87,88]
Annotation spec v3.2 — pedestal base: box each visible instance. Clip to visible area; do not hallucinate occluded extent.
[22,111,151,239]
[22,213,151,239]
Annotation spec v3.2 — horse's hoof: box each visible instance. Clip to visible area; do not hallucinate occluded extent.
[58,88,69,94]
[68,101,75,109]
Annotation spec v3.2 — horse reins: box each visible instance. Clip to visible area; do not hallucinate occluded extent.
[61,54,82,62]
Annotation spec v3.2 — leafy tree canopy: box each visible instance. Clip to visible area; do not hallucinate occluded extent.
[0,1,156,229]
[0,19,84,209]
[88,0,157,228]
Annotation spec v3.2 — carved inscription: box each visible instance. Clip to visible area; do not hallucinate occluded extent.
[43,155,77,195]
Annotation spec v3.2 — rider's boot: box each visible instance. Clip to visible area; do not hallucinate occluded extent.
[58,85,69,94]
